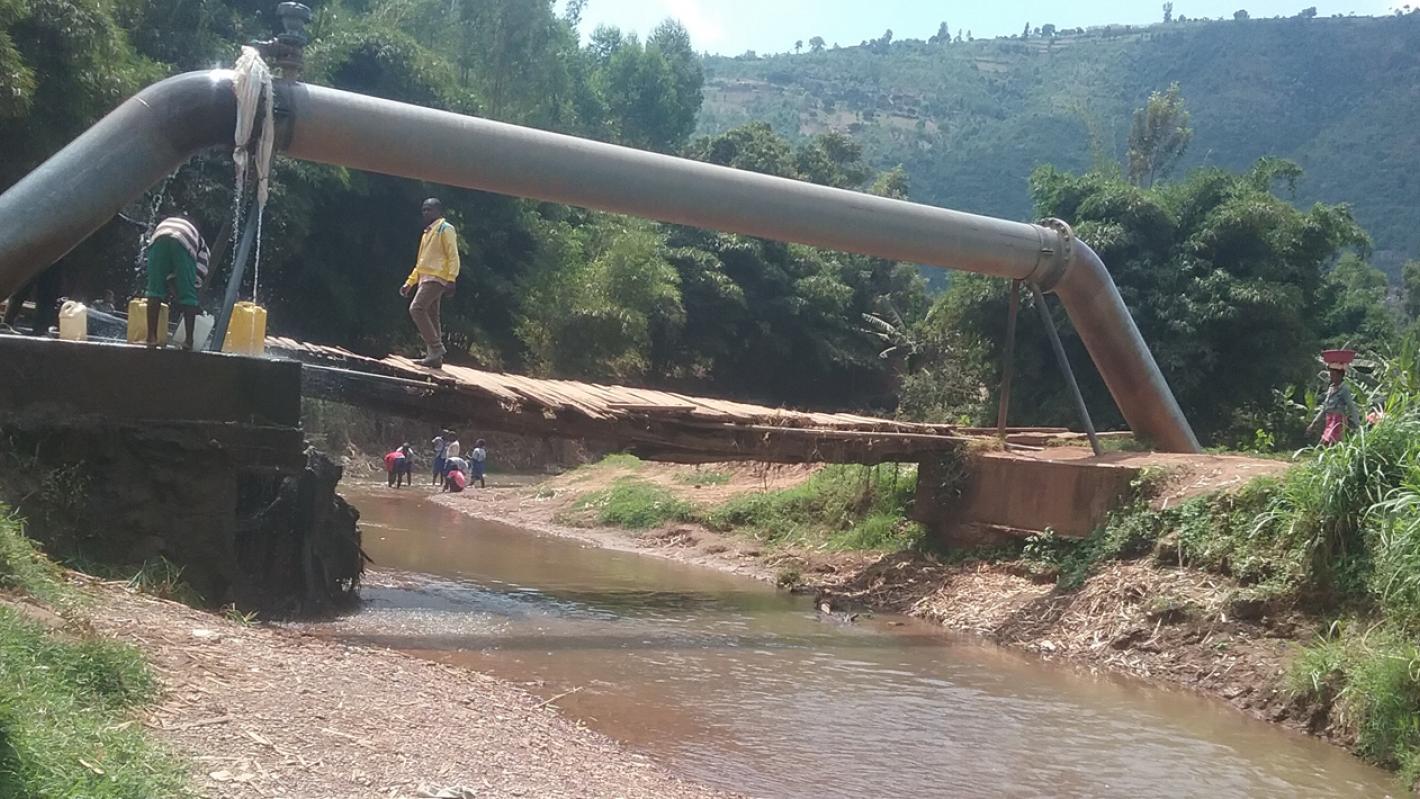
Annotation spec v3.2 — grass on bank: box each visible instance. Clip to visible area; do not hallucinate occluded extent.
[1022,339,1420,783]
[0,508,190,798]
[1289,624,1420,784]
[701,463,924,551]
[0,510,70,606]
[569,478,694,529]
[565,461,927,551]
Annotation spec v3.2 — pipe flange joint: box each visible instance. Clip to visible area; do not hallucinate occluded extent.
[1028,217,1074,292]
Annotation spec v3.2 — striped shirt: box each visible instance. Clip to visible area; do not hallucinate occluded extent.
[152,218,211,287]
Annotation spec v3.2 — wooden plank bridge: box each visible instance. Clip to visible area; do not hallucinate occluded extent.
[267,337,1069,464]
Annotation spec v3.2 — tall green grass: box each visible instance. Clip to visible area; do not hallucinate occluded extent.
[0,508,190,797]
[0,508,69,606]
[702,464,923,551]
[566,463,926,552]
[1290,625,1420,785]
[0,608,190,798]
[571,478,693,529]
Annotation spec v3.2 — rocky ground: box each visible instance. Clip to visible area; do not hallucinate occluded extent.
[79,574,729,799]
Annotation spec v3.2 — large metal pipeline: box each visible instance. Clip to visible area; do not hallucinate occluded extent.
[0,72,1200,452]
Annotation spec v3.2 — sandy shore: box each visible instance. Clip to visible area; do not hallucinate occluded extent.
[81,575,730,799]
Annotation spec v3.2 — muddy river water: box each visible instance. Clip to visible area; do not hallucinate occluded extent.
[321,486,1398,798]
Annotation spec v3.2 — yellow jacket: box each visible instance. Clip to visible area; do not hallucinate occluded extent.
[403,218,461,287]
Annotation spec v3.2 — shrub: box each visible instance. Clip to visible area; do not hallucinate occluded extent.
[1290,626,1420,783]
[704,464,922,551]
[574,479,692,529]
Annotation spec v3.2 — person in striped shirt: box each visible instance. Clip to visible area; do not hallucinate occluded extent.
[144,215,210,349]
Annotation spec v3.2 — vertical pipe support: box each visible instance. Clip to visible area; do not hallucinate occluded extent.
[1030,283,1103,456]
[210,198,260,352]
[996,278,1022,441]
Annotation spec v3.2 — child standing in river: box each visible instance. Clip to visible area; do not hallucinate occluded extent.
[384,444,414,488]
[431,431,448,485]
[469,438,487,489]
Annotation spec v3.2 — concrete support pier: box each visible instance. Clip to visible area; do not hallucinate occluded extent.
[0,336,362,613]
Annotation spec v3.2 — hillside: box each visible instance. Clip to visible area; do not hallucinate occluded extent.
[698,14,1420,274]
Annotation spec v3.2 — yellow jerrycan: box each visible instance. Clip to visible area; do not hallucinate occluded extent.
[223,301,267,356]
[126,298,168,345]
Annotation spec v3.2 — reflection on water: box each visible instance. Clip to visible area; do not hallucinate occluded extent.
[315,486,1398,799]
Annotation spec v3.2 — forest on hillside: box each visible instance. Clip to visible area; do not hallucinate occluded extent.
[3,0,1419,449]
[699,11,1420,275]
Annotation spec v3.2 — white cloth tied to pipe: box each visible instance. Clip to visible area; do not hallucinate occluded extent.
[233,46,275,208]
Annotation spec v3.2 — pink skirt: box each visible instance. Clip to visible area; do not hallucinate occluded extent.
[1322,413,1346,445]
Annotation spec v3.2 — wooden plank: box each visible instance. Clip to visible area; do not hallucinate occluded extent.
[656,391,736,421]
[548,381,629,416]
[512,375,608,417]
[437,364,522,404]
[498,373,610,419]
[605,402,698,414]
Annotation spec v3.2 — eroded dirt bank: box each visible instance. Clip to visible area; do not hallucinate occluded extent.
[430,461,1334,746]
[80,575,728,799]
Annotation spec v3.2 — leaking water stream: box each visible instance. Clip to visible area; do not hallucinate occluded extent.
[313,485,1398,798]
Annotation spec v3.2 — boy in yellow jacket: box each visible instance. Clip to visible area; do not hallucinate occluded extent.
[400,198,460,368]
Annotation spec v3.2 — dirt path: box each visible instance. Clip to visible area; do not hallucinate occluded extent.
[82,577,729,799]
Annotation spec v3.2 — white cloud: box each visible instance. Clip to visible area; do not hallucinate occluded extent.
[660,0,726,46]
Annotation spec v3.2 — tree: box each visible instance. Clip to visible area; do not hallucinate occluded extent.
[1022,22,1031,38]
[1404,261,1420,320]
[918,159,1369,442]
[870,166,910,200]
[517,221,684,379]
[1234,9,1250,20]
[1163,2,1174,23]
[1298,6,1318,19]
[673,123,927,406]
[0,0,160,186]
[808,36,825,52]
[1317,254,1400,353]
[595,21,705,152]
[794,39,802,53]
[1127,82,1192,187]
[1041,24,1057,37]
[930,22,950,44]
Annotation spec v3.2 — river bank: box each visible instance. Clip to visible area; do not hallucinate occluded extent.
[71,573,729,799]
[0,514,728,799]
[426,459,1360,762]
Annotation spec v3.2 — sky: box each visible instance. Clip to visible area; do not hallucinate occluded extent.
[561,0,1404,54]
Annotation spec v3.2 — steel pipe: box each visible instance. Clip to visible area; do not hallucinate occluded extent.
[0,71,239,299]
[0,73,1201,452]
[280,83,1054,281]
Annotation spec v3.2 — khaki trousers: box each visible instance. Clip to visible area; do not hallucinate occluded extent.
[408,280,448,355]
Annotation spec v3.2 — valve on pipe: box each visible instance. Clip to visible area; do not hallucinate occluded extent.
[249,2,311,80]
